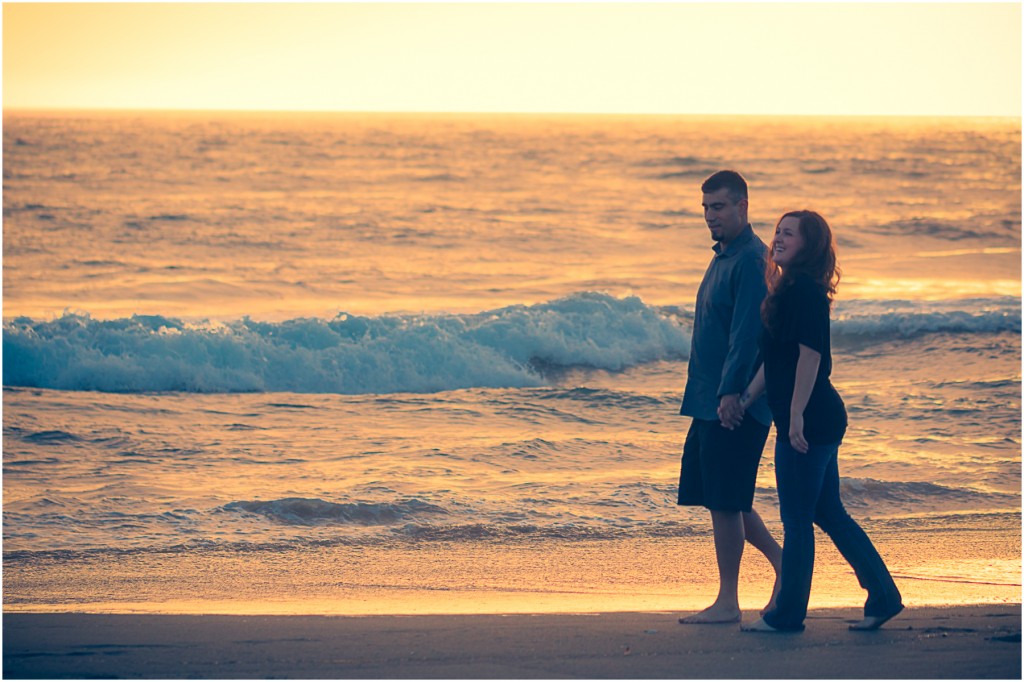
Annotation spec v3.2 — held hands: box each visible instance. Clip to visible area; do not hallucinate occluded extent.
[718,394,745,431]
[789,413,809,454]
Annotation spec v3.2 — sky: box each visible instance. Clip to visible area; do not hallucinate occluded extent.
[2,2,1021,117]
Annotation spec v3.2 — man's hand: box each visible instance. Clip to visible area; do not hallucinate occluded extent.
[717,394,744,430]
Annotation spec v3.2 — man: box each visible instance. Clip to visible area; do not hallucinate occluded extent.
[677,170,782,624]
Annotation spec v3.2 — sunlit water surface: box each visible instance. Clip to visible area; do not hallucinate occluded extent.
[3,112,1020,614]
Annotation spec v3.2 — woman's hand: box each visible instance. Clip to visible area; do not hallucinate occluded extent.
[789,413,809,454]
[718,394,744,430]
[722,364,765,431]
[788,346,819,454]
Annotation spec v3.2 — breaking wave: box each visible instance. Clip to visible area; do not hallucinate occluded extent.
[2,293,688,394]
[3,293,1018,395]
[839,477,1020,513]
[223,498,448,526]
[832,297,1020,339]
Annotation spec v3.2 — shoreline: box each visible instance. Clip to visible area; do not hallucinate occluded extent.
[5,518,1020,618]
[4,604,1020,679]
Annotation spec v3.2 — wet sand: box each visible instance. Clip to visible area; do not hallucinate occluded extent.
[4,604,1020,679]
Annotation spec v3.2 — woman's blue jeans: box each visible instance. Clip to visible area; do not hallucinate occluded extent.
[762,439,902,631]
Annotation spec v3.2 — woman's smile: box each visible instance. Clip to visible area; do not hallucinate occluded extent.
[772,216,805,267]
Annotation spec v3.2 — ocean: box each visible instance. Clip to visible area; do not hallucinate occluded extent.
[2,111,1020,615]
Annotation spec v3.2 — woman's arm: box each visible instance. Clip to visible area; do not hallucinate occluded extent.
[789,343,821,453]
[739,363,765,412]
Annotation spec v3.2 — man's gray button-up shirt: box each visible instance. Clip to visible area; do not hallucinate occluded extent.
[680,224,772,426]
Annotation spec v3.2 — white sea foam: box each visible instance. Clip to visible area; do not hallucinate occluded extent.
[832,297,1021,339]
[4,294,1018,395]
[3,293,689,394]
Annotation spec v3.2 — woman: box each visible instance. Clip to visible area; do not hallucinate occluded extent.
[737,210,903,633]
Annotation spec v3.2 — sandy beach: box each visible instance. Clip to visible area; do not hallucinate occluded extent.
[3,604,1020,679]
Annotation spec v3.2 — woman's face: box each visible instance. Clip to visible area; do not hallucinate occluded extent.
[772,216,805,268]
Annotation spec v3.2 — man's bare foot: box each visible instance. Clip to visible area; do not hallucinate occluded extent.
[678,604,742,624]
[849,604,904,631]
[740,617,780,632]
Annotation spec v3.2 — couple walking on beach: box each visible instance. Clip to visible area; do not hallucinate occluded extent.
[677,170,904,633]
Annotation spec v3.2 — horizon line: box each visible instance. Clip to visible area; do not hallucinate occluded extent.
[4,106,1021,122]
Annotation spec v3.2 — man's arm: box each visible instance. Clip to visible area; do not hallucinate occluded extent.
[718,251,767,403]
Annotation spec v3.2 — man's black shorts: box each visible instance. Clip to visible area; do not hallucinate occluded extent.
[678,416,770,513]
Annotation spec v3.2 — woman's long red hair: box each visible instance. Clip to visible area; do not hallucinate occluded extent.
[762,210,841,332]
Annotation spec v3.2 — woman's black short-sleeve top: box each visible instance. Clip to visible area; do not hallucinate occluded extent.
[760,272,847,445]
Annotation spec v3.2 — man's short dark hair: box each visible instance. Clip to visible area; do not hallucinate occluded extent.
[702,170,748,204]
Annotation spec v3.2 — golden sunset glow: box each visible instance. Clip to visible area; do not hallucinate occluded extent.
[3,4,1021,671]
[3,2,1021,116]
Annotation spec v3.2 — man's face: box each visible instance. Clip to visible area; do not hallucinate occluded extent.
[701,187,748,245]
